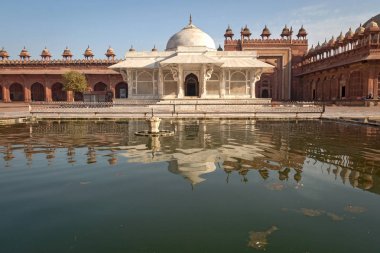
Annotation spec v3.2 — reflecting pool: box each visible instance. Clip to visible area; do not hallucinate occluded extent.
[0,120,380,253]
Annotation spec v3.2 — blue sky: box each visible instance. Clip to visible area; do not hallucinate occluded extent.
[0,0,378,59]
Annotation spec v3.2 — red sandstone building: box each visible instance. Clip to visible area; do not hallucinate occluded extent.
[0,46,126,102]
[0,14,379,103]
[296,15,380,101]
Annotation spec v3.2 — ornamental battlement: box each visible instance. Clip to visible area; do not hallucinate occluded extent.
[0,58,122,67]
[0,45,121,62]
[224,38,308,45]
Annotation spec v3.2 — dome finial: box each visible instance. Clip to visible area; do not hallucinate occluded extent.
[189,14,192,25]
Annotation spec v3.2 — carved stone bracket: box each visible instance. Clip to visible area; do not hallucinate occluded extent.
[250,68,263,98]
[252,68,263,83]
[169,64,179,81]
[204,64,214,81]
[120,69,133,84]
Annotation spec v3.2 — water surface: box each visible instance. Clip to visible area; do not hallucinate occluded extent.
[0,120,379,253]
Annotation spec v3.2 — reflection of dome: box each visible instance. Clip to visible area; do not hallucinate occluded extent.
[168,148,219,185]
[168,160,216,185]
[166,17,216,51]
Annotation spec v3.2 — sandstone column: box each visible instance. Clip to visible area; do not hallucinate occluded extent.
[45,85,52,102]
[24,85,31,102]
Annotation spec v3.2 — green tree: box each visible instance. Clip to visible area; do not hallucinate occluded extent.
[62,71,88,93]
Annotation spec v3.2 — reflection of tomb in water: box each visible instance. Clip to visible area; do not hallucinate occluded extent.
[184,123,200,140]
[167,149,219,185]
[0,120,379,193]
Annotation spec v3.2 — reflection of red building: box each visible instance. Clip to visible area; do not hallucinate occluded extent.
[0,46,127,102]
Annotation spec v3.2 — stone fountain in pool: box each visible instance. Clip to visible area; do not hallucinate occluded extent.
[135,110,174,136]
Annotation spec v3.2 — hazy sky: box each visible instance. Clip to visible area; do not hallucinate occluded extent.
[0,0,378,59]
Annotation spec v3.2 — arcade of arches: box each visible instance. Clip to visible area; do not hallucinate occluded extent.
[300,68,380,101]
[0,76,128,102]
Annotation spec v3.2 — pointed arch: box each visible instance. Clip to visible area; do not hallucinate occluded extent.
[93,82,108,91]
[31,83,45,101]
[115,82,128,98]
[9,83,24,101]
[184,73,199,97]
[51,83,67,101]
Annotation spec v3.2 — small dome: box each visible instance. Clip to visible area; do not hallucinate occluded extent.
[19,47,30,58]
[62,47,73,57]
[0,47,9,59]
[217,44,223,51]
[281,25,292,38]
[315,42,321,51]
[297,25,308,38]
[105,46,116,57]
[308,44,315,55]
[328,36,336,47]
[151,45,158,52]
[336,32,345,44]
[40,47,52,58]
[363,14,380,28]
[365,20,380,33]
[84,45,94,57]
[321,38,328,49]
[345,27,354,40]
[355,23,365,37]
[241,25,252,36]
[261,25,271,38]
[129,45,136,52]
[166,17,216,51]
[224,25,234,38]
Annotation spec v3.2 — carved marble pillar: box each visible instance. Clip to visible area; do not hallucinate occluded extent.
[220,70,226,98]
[158,68,164,98]
[201,64,213,98]
[250,69,263,99]
[177,65,184,98]
[200,64,206,98]
[121,70,133,98]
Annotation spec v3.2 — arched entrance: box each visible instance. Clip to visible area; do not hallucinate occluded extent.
[184,74,199,97]
[74,92,83,101]
[261,89,269,98]
[31,83,45,101]
[94,82,107,91]
[51,83,67,101]
[115,82,128,98]
[10,83,24,101]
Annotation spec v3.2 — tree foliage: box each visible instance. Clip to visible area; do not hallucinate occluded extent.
[62,71,88,92]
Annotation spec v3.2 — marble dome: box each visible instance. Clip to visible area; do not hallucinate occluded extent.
[166,19,216,51]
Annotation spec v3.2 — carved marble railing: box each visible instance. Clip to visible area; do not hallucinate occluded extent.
[29,101,324,116]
